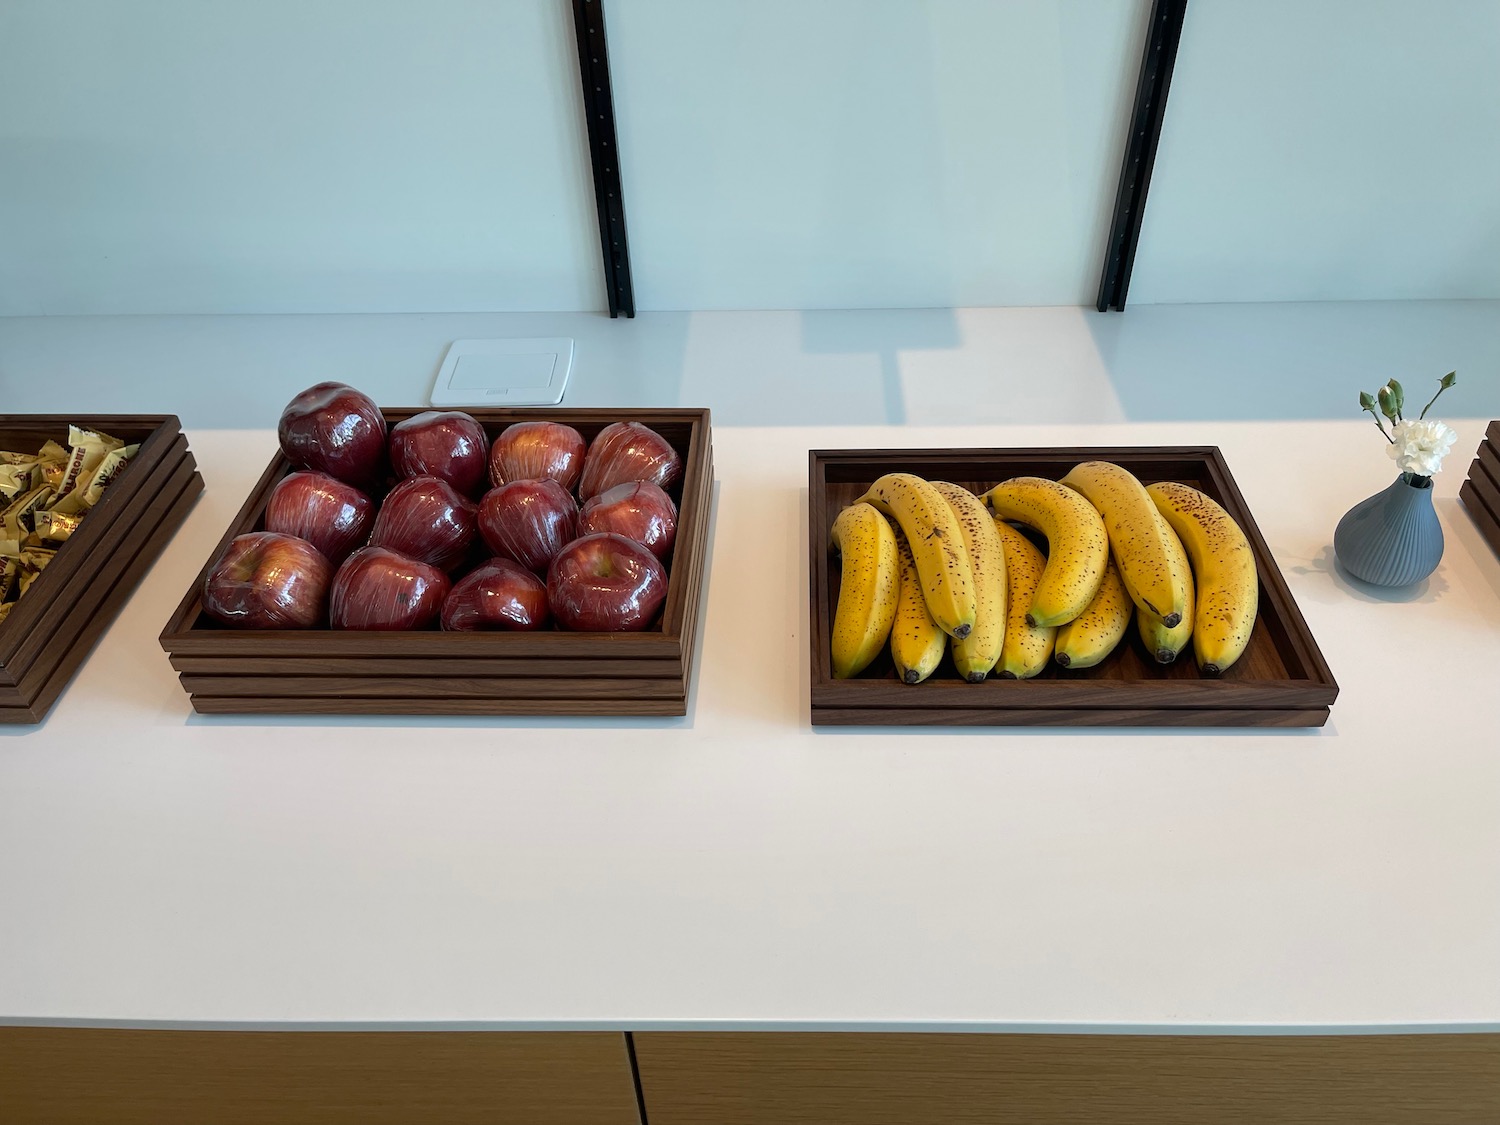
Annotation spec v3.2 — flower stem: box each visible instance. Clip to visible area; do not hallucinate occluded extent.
[1419,371,1457,420]
[1363,409,1393,442]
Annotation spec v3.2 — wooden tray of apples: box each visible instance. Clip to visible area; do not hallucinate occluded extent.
[159,385,712,716]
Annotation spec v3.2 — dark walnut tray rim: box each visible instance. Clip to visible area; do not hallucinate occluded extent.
[159,407,712,717]
[1,414,203,724]
[808,445,1338,729]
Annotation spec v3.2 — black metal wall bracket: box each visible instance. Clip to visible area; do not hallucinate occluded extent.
[571,0,635,317]
[1096,0,1188,312]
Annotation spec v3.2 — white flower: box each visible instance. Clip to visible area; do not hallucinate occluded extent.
[1386,419,1458,477]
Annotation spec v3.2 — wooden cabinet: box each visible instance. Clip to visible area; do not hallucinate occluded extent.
[632,1032,1500,1125]
[8,1028,1498,1124]
[0,1030,641,1125]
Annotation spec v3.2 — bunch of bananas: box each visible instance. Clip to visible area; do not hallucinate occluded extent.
[829,465,1259,683]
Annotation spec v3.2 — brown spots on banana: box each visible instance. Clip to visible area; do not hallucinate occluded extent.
[1060,462,1182,624]
[828,503,900,679]
[1145,480,1257,675]
[859,473,976,642]
[981,477,1107,628]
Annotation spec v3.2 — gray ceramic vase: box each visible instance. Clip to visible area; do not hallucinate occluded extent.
[1334,474,1444,586]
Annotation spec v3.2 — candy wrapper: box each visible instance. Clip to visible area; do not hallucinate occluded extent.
[0,427,137,616]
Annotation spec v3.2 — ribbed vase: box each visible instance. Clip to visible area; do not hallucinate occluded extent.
[1334,474,1444,586]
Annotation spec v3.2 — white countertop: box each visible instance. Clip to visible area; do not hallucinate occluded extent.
[2,417,1498,1033]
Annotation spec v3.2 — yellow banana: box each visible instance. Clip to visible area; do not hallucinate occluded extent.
[1136,510,1194,664]
[1059,461,1185,627]
[980,477,1107,628]
[856,473,976,640]
[889,529,947,685]
[929,481,1006,682]
[992,520,1056,679]
[828,503,900,679]
[1146,481,1259,675]
[1053,557,1130,669]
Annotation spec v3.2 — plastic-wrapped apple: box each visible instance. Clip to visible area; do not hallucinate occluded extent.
[478,478,578,572]
[263,470,375,563]
[488,421,587,490]
[202,531,331,629]
[577,481,677,561]
[329,547,449,630]
[547,533,668,631]
[389,411,489,496]
[277,382,387,484]
[368,475,477,571]
[577,421,683,500]
[441,558,550,631]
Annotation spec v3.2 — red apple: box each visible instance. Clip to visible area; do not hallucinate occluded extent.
[201,531,331,629]
[488,421,587,490]
[389,410,489,496]
[263,470,375,564]
[547,533,668,631]
[277,382,387,484]
[577,481,678,561]
[441,558,550,631]
[478,478,578,572]
[329,546,449,630]
[368,475,477,571]
[577,421,683,501]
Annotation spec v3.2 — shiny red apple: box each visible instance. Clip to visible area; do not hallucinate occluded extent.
[329,546,449,630]
[263,470,375,564]
[478,478,578,572]
[389,410,489,496]
[277,381,387,484]
[201,531,331,629]
[488,421,587,490]
[577,421,683,501]
[577,481,678,561]
[547,533,668,631]
[368,475,477,571]
[441,558,550,632]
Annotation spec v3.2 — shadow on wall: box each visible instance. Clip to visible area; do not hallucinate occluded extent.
[1084,300,1500,422]
[799,309,963,426]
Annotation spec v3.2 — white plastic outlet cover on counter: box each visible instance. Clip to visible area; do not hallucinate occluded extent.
[0,420,1498,1033]
[429,338,574,406]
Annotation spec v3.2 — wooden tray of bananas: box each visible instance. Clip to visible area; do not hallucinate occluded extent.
[809,446,1337,727]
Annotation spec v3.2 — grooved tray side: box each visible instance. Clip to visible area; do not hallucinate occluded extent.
[808,446,1337,728]
[161,409,712,716]
[1461,430,1500,559]
[0,415,203,724]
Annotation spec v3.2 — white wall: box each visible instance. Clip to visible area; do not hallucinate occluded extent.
[1130,0,1500,303]
[0,0,601,315]
[0,0,1149,315]
[606,0,1146,310]
[1,0,1497,315]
